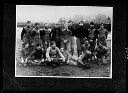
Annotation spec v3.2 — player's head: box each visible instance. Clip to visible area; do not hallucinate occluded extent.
[84,40,89,45]
[90,22,94,28]
[100,23,104,28]
[55,23,59,28]
[26,21,31,26]
[44,23,48,27]
[24,43,29,49]
[36,43,41,50]
[68,21,73,26]
[50,41,56,48]
[60,48,64,53]
[35,22,40,28]
[79,21,84,26]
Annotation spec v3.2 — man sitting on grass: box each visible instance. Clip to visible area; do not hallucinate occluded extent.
[46,41,65,67]
[95,41,108,65]
[60,48,90,69]
[28,43,45,65]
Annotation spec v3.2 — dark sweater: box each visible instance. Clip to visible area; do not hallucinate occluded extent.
[75,26,89,38]
[68,25,76,36]
[30,49,45,59]
[50,27,62,41]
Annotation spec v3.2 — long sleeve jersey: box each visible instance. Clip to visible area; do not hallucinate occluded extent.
[46,47,65,59]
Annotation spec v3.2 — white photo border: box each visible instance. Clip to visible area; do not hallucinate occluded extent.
[15,5,113,78]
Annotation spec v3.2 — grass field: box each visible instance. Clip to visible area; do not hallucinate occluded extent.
[15,27,111,77]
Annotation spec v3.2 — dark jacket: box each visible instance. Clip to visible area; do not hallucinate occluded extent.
[21,26,32,42]
[30,49,45,60]
[31,28,42,46]
[40,27,50,43]
[68,25,76,36]
[75,26,89,38]
[61,29,72,42]
[50,27,62,41]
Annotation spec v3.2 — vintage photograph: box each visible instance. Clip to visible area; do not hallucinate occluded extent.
[15,5,112,78]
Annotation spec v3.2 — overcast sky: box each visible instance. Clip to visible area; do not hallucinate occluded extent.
[16,5,113,23]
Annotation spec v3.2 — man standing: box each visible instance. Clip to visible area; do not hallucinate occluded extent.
[31,22,42,50]
[40,23,51,51]
[67,21,76,56]
[97,23,108,46]
[61,23,72,53]
[88,22,97,59]
[21,21,33,45]
[75,21,89,57]
[50,23,62,49]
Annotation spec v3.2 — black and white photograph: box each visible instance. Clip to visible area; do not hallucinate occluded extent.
[15,5,112,78]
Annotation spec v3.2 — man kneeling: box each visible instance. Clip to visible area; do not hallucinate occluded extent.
[95,41,108,65]
[46,41,65,67]
[28,43,45,65]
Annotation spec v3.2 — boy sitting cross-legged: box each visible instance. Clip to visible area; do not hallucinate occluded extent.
[28,43,46,65]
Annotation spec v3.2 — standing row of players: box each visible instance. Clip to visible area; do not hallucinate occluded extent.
[19,21,109,68]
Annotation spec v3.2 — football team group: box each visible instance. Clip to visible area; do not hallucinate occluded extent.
[18,20,109,69]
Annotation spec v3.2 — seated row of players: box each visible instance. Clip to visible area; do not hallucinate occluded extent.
[20,41,108,68]
[19,20,109,68]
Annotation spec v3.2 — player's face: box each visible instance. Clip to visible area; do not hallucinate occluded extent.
[36,46,41,50]
[101,25,104,28]
[27,23,31,27]
[60,48,64,53]
[85,41,89,45]
[55,24,58,28]
[79,23,83,26]
[36,25,39,28]
[51,43,56,48]
[69,22,73,26]
[90,24,94,28]
[25,43,29,48]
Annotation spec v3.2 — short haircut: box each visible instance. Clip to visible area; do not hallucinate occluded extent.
[90,22,94,25]
[35,22,40,26]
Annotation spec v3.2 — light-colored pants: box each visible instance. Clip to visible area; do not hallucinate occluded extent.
[76,38,84,56]
[71,36,77,55]
[67,55,83,66]
[61,40,71,52]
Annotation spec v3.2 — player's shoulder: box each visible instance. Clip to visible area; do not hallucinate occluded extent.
[56,47,60,50]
